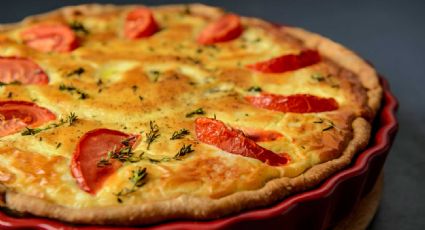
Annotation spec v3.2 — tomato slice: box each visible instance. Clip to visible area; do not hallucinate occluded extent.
[246,93,339,113]
[246,50,321,73]
[0,101,56,137]
[124,7,158,39]
[195,118,288,166]
[21,24,78,52]
[71,129,140,194]
[0,57,48,84]
[197,14,243,45]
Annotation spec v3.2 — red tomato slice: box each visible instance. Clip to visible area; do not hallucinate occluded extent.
[21,24,78,52]
[195,117,288,166]
[240,128,283,142]
[71,129,140,194]
[246,50,321,73]
[0,57,48,84]
[245,93,339,113]
[0,101,56,137]
[197,14,243,45]
[124,7,158,39]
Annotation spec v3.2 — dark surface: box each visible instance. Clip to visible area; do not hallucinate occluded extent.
[1,0,424,229]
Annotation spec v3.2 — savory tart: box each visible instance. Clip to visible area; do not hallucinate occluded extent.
[0,4,382,225]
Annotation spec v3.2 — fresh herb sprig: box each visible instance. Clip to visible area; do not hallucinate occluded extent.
[114,167,148,203]
[59,84,89,99]
[247,86,262,92]
[21,112,78,136]
[69,21,89,35]
[313,118,336,131]
[67,67,85,77]
[185,108,205,118]
[145,121,160,150]
[174,144,194,160]
[0,81,21,87]
[170,128,190,140]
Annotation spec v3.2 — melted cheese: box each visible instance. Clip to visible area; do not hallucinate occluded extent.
[0,6,368,207]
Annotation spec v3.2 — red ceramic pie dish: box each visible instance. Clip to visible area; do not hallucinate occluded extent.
[0,76,398,230]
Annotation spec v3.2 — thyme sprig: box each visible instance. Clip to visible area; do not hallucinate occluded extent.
[247,86,262,92]
[145,121,160,150]
[174,144,194,160]
[59,84,89,99]
[313,118,336,131]
[170,128,190,140]
[69,21,89,35]
[0,81,21,87]
[66,67,85,77]
[21,112,78,136]
[185,108,205,118]
[114,167,148,203]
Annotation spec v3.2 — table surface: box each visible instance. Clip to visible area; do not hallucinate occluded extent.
[1,0,424,229]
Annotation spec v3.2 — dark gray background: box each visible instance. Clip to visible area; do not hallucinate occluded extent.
[1,0,424,229]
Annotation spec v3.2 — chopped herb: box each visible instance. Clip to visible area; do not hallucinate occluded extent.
[186,108,205,118]
[0,81,21,87]
[131,85,138,92]
[56,143,62,149]
[69,21,89,35]
[66,112,78,125]
[66,67,85,77]
[322,125,335,131]
[138,96,144,101]
[170,128,190,140]
[96,158,112,167]
[148,70,161,82]
[7,92,13,98]
[253,37,262,43]
[21,112,78,136]
[247,86,262,92]
[145,121,160,150]
[96,79,103,86]
[114,167,148,203]
[311,73,325,82]
[313,118,324,124]
[59,84,89,99]
[174,144,194,160]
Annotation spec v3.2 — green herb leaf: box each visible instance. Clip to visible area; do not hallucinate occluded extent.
[66,67,85,77]
[69,21,89,35]
[170,128,190,140]
[0,81,21,87]
[185,108,205,118]
[247,86,262,92]
[174,144,194,160]
[145,121,160,150]
[59,84,89,100]
[21,112,78,136]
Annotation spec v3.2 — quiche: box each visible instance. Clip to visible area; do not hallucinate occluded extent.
[0,4,382,225]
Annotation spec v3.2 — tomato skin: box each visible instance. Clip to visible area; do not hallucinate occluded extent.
[195,118,288,166]
[0,57,48,84]
[246,50,321,73]
[21,24,78,52]
[70,129,139,194]
[0,100,56,137]
[124,7,158,39]
[197,14,243,45]
[245,93,339,113]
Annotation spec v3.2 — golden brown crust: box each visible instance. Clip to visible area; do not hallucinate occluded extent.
[0,3,380,225]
